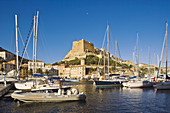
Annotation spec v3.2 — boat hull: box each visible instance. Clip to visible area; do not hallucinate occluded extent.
[156,82,170,90]
[123,81,153,88]
[11,92,86,103]
[94,80,121,87]
[14,81,34,90]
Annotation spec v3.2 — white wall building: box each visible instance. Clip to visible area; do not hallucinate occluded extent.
[0,51,15,61]
[28,60,44,72]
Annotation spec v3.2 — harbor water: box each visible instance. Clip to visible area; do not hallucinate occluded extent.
[0,82,170,112]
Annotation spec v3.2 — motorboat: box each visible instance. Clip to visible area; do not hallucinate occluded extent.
[11,88,86,103]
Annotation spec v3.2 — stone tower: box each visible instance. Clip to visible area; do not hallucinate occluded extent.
[64,39,95,61]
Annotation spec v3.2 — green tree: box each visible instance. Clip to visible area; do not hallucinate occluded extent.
[37,68,43,74]
[28,69,33,75]
[45,69,49,75]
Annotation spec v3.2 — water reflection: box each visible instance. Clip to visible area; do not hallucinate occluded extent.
[12,101,86,113]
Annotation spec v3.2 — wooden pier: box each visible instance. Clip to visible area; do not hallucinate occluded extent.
[0,83,14,97]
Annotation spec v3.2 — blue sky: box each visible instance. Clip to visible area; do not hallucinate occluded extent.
[0,0,170,65]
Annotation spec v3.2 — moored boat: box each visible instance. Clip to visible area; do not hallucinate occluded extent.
[15,78,72,91]
[94,80,121,87]
[11,88,86,103]
[93,24,122,88]
[122,80,153,88]
[155,22,170,90]
[156,81,170,90]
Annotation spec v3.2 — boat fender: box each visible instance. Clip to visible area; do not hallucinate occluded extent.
[71,88,79,95]
[67,90,71,95]
[58,89,62,95]
[62,89,64,95]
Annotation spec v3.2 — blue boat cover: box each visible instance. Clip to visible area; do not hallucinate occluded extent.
[33,74,53,77]
[52,77,61,80]
[128,76,137,79]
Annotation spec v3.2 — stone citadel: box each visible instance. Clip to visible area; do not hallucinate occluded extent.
[64,39,122,63]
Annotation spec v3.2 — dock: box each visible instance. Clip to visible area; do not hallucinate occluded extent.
[0,83,14,97]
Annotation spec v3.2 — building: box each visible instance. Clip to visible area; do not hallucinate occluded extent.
[48,68,58,75]
[28,60,45,73]
[63,67,71,78]
[0,49,15,61]
[64,39,95,61]
[62,65,86,78]
[0,62,16,75]
[55,64,68,77]
[19,63,28,78]
[70,65,86,78]
[43,64,58,75]
[43,64,52,72]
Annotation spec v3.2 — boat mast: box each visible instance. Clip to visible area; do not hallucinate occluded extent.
[137,32,139,78]
[134,46,137,76]
[33,16,36,74]
[165,21,168,79]
[115,40,117,73]
[107,24,109,76]
[154,52,156,75]
[33,11,39,74]
[15,14,19,78]
[148,46,150,79]
[104,48,105,78]
[35,11,39,74]
[133,51,135,74]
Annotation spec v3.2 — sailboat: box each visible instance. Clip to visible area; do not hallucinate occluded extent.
[11,11,86,103]
[14,12,73,90]
[93,24,121,87]
[122,32,153,88]
[156,22,170,90]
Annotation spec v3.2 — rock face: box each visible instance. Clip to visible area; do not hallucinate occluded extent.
[64,39,95,61]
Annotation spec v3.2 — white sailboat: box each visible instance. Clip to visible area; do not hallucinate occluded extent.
[14,12,72,90]
[156,22,170,90]
[14,11,40,89]
[122,32,153,88]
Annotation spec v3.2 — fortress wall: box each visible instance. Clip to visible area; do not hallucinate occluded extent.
[83,39,95,52]
[72,40,84,54]
[64,39,95,60]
